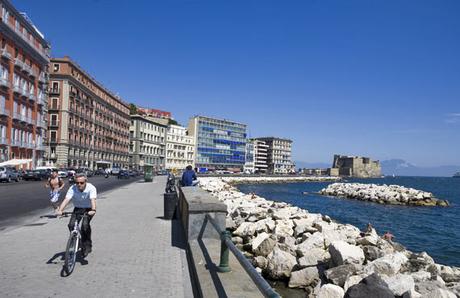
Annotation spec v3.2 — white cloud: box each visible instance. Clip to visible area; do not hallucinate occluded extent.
[445,113,460,124]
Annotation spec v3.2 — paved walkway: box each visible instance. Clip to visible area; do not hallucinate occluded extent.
[0,176,193,298]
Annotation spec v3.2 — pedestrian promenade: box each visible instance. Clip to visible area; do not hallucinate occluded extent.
[0,176,193,298]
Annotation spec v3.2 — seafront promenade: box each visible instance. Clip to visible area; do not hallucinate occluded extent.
[0,176,193,298]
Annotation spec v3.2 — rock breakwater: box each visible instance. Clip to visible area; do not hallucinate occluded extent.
[320,183,450,207]
[199,177,459,297]
[220,176,340,185]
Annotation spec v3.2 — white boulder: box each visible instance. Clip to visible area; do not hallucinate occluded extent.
[383,274,415,296]
[365,252,408,276]
[266,247,297,279]
[317,284,345,298]
[329,241,365,266]
[288,267,320,288]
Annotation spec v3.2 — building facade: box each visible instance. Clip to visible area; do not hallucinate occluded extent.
[331,154,381,178]
[129,114,166,171]
[244,139,268,174]
[46,57,130,169]
[188,116,247,172]
[165,124,194,171]
[255,137,294,174]
[0,1,50,168]
[244,141,254,173]
[137,107,171,119]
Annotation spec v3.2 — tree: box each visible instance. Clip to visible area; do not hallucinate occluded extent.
[168,119,179,126]
[129,103,137,115]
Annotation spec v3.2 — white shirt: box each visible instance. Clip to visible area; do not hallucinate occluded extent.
[65,182,97,208]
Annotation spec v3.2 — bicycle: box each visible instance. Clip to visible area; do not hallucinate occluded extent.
[61,211,88,275]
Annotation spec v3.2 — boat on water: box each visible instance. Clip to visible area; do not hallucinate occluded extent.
[454,172,460,178]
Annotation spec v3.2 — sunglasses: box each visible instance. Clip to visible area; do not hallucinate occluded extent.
[76,182,86,185]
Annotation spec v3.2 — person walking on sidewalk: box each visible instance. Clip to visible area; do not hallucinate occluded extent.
[56,173,97,257]
[45,169,65,210]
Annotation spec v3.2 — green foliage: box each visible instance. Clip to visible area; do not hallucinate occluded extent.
[129,103,137,115]
[168,119,179,125]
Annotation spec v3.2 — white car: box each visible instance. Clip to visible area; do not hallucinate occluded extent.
[58,170,68,178]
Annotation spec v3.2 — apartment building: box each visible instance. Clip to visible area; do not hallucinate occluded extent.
[129,114,166,171]
[188,115,247,172]
[0,1,50,167]
[47,57,130,169]
[137,107,171,119]
[244,139,269,174]
[255,137,295,174]
[165,124,194,170]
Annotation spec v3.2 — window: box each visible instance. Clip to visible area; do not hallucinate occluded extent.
[52,82,59,90]
[50,131,57,142]
[53,64,59,72]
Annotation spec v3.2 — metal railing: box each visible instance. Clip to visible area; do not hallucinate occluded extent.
[204,214,280,298]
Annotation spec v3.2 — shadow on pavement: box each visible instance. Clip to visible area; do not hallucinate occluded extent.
[47,251,89,277]
[196,217,228,298]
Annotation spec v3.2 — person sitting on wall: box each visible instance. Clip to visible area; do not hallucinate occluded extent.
[181,165,198,186]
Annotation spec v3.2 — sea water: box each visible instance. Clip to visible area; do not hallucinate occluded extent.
[238,176,460,267]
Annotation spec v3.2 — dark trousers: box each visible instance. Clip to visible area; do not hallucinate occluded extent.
[68,208,93,251]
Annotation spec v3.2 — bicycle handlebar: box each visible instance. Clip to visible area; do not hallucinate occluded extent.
[59,211,91,218]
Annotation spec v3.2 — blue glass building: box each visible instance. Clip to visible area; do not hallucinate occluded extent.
[188,116,247,172]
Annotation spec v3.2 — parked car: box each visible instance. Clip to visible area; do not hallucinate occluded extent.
[58,169,68,178]
[111,167,121,175]
[117,170,130,179]
[156,170,168,176]
[76,168,94,177]
[94,169,106,176]
[0,166,20,182]
[17,169,26,180]
[23,170,46,181]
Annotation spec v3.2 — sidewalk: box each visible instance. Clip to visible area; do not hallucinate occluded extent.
[0,176,193,298]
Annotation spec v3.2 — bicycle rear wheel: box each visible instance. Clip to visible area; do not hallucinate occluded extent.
[64,234,79,275]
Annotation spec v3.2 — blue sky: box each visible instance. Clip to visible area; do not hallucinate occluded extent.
[16,0,460,166]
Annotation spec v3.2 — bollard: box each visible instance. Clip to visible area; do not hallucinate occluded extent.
[217,230,231,273]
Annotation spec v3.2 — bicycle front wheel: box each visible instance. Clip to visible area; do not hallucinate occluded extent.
[64,234,78,275]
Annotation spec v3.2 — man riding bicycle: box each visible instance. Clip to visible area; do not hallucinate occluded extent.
[56,173,97,257]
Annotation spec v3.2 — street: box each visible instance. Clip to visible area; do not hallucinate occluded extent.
[0,175,141,231]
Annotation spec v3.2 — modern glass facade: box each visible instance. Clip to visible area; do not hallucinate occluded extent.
[189,116,247,171]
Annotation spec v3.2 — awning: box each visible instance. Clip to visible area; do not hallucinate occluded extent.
[0,159,33,167]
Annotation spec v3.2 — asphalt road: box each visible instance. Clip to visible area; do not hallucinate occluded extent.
[0,175,142,231]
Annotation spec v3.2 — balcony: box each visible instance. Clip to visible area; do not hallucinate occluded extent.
[0,105,10,117]
[29,68,37,78]
[0,77,9,88]
[13,84,21,94]
[22,64,31,74]
[38,73,47,84]
[14,58,24,70]
[49,120,59,127]
[29,92,36,102]
[21,88,28,98]
[26,116,34,125]
[48,104,59,111]
[0,48,11,60]
[36,119,46,128]
[11,140,23,147]
[19,113,27,123]
[12,112,21,121]
[37,94,45,106]
[48,88,60,95]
